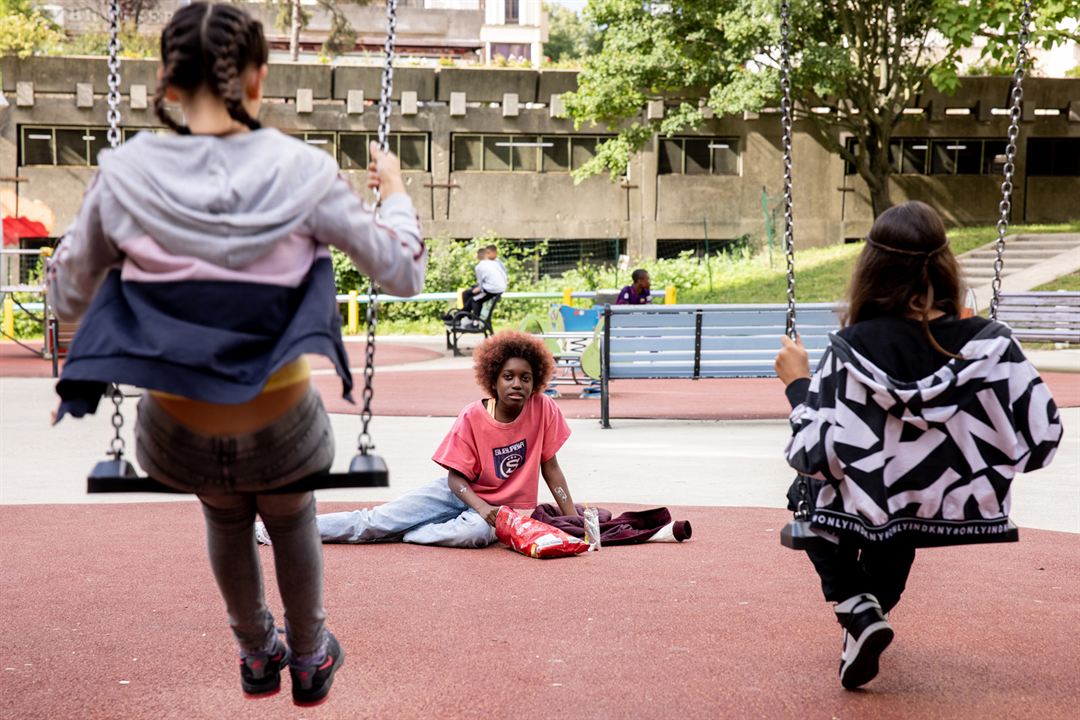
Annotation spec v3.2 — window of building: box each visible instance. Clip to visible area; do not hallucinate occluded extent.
[505,0,519,24]
[451,134,607,173]
[657,137,740,176]
[541,136,570,172]
[21,127,56,165]
[287,132,337,159]
[845,137,1008,176]
[1027,138,1080,176]
[20,126,113,167]
[339,133,429,172]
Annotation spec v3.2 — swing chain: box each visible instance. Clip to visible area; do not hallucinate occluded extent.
[106,0,122,149]
[989,0,1031,321]
[778,0,796,339]
[358,0,398,457]
[108,384,126,459]
[376,0,397,156]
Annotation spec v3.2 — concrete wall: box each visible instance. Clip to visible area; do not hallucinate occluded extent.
[2,57,1078,260]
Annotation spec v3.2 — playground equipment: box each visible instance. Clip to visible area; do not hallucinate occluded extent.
[778,0,1031,549]
[84,0,403,494]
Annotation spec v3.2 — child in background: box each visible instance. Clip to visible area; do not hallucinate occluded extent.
[617,269,651,305]
[48,2,426,706]
[775,201,1061,690]
[257,331,580,547]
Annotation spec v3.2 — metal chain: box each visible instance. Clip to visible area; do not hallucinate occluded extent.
[779,0,796,339]
[104,0,125,455]
[779,0,810,525]
[106,0,122,148]
[108,384,126,459]
[989,0,1032,321]
[358,0,398,456]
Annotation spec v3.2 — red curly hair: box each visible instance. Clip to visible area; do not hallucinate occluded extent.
[473,331,556,397]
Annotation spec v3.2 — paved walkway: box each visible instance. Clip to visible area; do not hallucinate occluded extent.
[2,338,1078,718]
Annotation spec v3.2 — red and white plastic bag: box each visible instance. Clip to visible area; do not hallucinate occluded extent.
[495,506,589,559]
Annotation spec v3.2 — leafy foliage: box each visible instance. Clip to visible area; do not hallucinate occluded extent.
[0,9,64,58]
[60,28,159,58]
[332,221,1080,334]
[565,0,1080,215]
[543,3,602,64]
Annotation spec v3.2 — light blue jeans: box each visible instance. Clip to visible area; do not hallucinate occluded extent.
[317,477,497,548]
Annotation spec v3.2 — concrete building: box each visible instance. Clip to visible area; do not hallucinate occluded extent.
[481,1,548,68]
[39,1,548,64]
[1,56,1078,269]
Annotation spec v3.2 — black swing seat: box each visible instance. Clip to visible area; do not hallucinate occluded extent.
[87,454,389,494]
[779,517,1020,550]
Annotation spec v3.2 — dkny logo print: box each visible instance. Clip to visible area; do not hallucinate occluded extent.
[493,439,527,480]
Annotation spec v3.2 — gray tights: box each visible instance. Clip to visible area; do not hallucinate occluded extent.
[199,492,326,658]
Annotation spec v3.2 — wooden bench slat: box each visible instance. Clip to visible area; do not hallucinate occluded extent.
[600,303,843,426]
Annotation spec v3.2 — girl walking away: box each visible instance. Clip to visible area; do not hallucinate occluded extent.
[774,201,1062,690]
[48,2,426,706]
[258,331,579,547]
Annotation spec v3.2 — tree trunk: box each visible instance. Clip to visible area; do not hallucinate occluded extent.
[863,124,895,218]
[289,0,301,62]
[868,181,893,218]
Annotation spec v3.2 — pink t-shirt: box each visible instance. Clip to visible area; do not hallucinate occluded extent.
[432,393,572,510]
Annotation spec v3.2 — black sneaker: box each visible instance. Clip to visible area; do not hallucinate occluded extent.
[290,632,345,707]
[834,594,894,690]
[240,634,289,698]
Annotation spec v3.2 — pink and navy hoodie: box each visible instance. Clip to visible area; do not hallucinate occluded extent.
[49,128,426,420]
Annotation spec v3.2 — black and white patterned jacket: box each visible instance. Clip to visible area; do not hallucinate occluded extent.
[785,322,1062,546]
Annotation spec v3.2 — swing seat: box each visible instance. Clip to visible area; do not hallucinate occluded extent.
[779,519,828,550]
[86,453,389,494]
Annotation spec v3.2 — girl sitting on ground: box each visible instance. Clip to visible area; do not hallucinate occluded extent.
[49,2,426,706]
[774,201,1062,691]
[257,331,579,548]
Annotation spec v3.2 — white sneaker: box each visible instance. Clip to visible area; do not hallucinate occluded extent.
[835,594,894,690]
[254,522,272,546]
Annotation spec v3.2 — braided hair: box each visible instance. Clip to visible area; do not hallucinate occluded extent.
[154,2,269,135]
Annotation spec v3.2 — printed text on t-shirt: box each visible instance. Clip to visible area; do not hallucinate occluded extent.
[493,439,527,480]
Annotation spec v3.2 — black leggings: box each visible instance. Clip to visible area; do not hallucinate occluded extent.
[804,540,916,614]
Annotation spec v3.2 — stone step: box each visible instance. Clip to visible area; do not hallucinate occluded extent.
[1002,241,1080,250]
[963,257,1036,266]
[966,250,1071,259]
[963,262,1030,270]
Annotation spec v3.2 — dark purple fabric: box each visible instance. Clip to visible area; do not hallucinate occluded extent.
[532,504,692,545]
[616,286,651,305]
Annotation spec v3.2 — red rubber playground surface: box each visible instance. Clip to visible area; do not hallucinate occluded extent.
[2,339,1078,717]
[1,503,1077,719]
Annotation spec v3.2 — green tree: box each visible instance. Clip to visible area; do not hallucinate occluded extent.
[543,3,602,64]
[0,6,63,59]
[565,0,1080,217]
[268,1,371,61]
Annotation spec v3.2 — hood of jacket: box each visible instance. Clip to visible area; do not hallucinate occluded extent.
[96,127,339,268]
[828,321,1019,427]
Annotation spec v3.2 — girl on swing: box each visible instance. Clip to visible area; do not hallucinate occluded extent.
[774,201,1062,690]
[48,2,426,706]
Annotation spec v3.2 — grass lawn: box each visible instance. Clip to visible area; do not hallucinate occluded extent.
[367,221,1080,334]
[1034,272,1080,292]
[685,220,1080,306]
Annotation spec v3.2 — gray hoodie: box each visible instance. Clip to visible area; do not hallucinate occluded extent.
[49,128,426,320]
